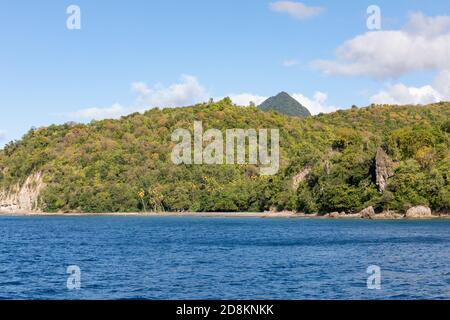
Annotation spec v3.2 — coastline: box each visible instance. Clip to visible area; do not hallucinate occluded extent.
[0,211,301,218]
[1,211,449,220]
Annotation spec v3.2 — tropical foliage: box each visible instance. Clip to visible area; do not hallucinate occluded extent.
[0,99,449,213]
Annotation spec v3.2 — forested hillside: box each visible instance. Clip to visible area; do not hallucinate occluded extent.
[1,98,449,214]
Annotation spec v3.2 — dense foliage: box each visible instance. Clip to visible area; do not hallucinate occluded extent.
[258,92,311,117]
[0,99,449,213]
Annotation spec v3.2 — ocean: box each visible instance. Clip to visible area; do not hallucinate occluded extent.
[0,216,449,300]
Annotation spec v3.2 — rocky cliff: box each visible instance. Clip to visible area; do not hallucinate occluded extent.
[292,167,311,190]
[375,147,394,192]
[0,172,45,213]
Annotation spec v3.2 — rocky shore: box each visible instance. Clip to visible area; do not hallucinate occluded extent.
[1,206,449,220]
[321,206,449,220]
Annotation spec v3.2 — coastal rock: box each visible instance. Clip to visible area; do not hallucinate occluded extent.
[405,206,432,219]
[327,212,341,218]
[345,213,362,218]
[292,166,311,190]
[373,211,403,220]
[359,206,375,219]
[375,147,394,193]
[0,172,45,213]
[269,206,278,213]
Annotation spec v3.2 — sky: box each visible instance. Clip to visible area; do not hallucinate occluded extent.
[0,0,449,146]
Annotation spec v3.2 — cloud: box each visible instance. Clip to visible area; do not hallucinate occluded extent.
[292,91,337,115]
[69,75,210,121]
[433,69,450,98]
[222,91,336,115]
[0,130,6,141]
[67,74,338,121]
[223,94,268,106]
[132,74,209,107]
[282,59,299,67]
[225,91,337,115]
[68,103,130,121]
[370,84,441,105]
[270,1,324,20]
[314,13,450,79]
[404,12,450,37]
[370,69,450,105]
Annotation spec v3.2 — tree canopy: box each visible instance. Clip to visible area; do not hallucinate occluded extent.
[1,99,449,214]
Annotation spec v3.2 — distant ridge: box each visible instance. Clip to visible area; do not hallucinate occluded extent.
[258,92,311,117]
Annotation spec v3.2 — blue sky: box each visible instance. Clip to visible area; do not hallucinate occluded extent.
[1,0,449,146]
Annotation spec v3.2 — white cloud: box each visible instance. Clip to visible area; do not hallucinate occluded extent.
[270,1,324,20]
[370,84,441,105]
[404,12,450,37]
[370,69,450,105]
[132,74,209,107]
[224,94,268,106]
[0,130,6,141]
[282,59,299,67]
[68,75,210,121]
[433,69,450,98]
[67,74,338,121]
[314,13,450,79]
[226,91,335,114]
[68,103,131,121]
[292,91,337,115]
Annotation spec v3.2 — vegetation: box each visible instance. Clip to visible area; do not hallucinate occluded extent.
[0,99,449,214]
[259,92,311,117]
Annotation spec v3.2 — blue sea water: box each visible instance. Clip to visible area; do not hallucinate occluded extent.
[0,216,449,300]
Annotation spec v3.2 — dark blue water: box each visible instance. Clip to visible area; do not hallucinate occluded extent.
[0,216,449,300]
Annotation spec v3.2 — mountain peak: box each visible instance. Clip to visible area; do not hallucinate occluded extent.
[258,92,311,117]
[277,91,291,97]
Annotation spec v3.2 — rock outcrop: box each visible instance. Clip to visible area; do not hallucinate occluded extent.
[292,166,311,190]
[405,206,433,219]
[326,212,341,218]
[325,211,348,218]
[374,211,403,219]
[359,206,375,219]
[0,172,45,213]
[375,147,394,192]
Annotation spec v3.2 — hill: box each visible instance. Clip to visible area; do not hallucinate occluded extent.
[0,98,449,214]
[258,92,311,117]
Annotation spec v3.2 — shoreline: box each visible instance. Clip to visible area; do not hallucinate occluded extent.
[0,211,302,218]
[1,211,450,220]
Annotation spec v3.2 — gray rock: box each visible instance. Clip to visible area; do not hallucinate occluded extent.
[375,147,394,193]
[0,172,45,213]
[327,212,341,218]
[360,206,375,219]
[292,166,311,190]
[405,206,432,218]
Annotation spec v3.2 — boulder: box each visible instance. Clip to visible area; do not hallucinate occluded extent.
[405,206,432,219]
[327,212,340,218]
[360,206,375,219]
